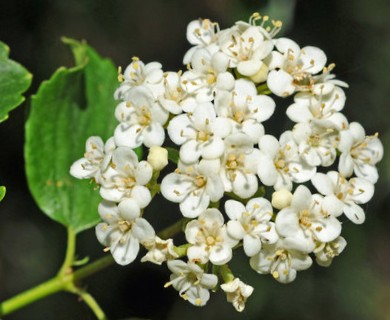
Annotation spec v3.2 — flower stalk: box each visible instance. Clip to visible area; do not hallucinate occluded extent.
[0,218,185,317]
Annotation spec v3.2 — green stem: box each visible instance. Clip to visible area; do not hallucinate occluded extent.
[173,243,191,257]
[0,217,187,317]
[67,286,107,320]
[219,264,235,283]
[78,291,107,320]
[0,255,115,317]
[158,218,188,240]
[58,227,76,276]
[256,83,272,95]
[73,255,114,283]
[0,277,64,316]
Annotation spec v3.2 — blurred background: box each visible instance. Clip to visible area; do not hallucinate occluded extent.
[0,0,389,319]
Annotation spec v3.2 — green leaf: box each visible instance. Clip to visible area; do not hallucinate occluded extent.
[0,41,32,122]
[0,186,5,202]
[166,147,179,164]
[25,38,119,233]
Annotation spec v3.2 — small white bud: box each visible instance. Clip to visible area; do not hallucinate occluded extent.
[147,146,168,171]
[271,188,293,210]
[249,63,269,83]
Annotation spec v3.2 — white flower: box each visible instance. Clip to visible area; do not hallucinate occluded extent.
[183,18,220,65]
[99,147,152,205]
[115,57,164,100]
[158,71,196,114]
[220,278,254,312]
[286,87,346,123]
[225,198,278,257]
[311,171,374,224]
[271,188,293,210]
[314,236,347,267]
[250,240,312,283]
[185,208,238,265]
[96,200,155,265]
[160,159,224,218]
[181,49,235,102]
[267,38,327,97]
[257,132,316,191]
[165,260,218,306]
[141,236,178,265]
[147,146,168,171]
[218,24,274,82]
[338,122,383,183]
[114,86,168,148]
[220,133,261,198]
[310,63,349,95]
[70,136,115,183]
[292,121,341,167]
[215,79,275,143]
[167,102,231,164]
[275,185,342,253]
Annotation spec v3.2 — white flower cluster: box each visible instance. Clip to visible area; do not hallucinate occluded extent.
[70,13,383,312]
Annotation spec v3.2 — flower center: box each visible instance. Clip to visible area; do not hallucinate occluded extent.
[299,209,312,228]
[196,130,211,142]
[118,220,132,233]
[233,111,245,123]
[243,216,259,233]
[122,176,136,188]
[325,242,341,258]
[168,86,183,101]
[194,175,207,188]
[308,134,321,147]
[271,249,290,279]
[206,72,217,85]
[226,153,245,169]
[292,72,314,90]
[138,107,152,126]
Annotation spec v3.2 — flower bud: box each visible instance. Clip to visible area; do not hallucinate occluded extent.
[271,188,293,210]
[147,146,168,171]
[249,63,269,83]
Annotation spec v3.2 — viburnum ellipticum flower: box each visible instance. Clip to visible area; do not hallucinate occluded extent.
[160,159,224,218]
[96,200,155,265]
[99,147,152,206]
[225,198,278,257]
[69,12,384,312]
[70,136,115,183]
[167,102,231,164]
[250,239,313,283]
[185,208,238,265]
[220,278,254,312]
[165,260,218,307]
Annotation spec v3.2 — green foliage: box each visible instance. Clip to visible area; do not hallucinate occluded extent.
[0,41,32,122]
[25,38,118,233]
[0,186,5,202]
[166,147,179,164]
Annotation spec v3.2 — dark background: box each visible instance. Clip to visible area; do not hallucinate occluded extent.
[0,0,389,319]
